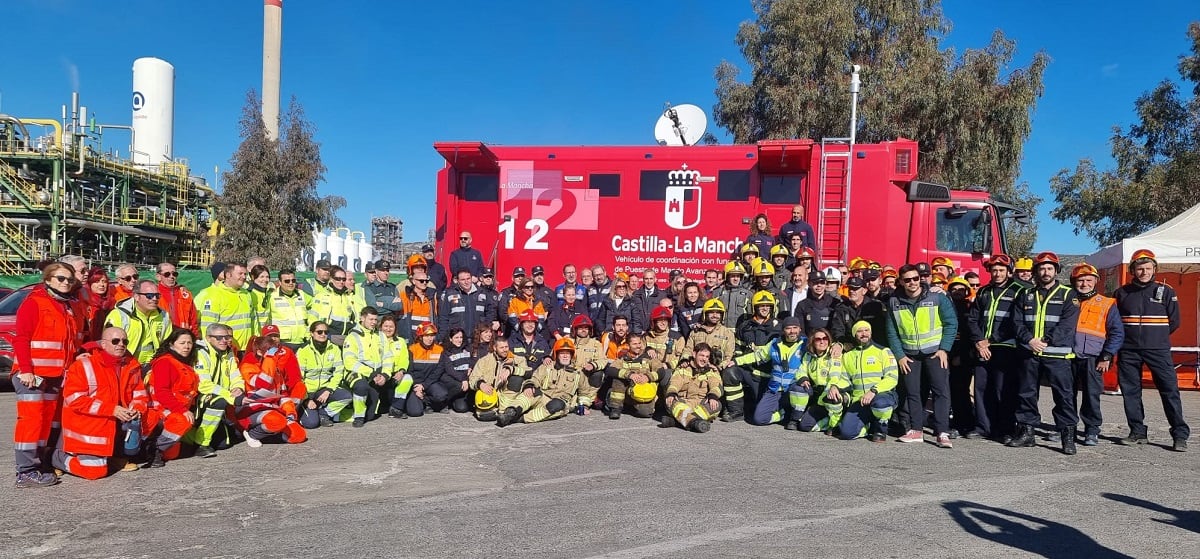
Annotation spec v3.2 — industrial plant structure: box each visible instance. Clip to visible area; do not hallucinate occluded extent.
[0,57,214,275]
[370,216,403,264]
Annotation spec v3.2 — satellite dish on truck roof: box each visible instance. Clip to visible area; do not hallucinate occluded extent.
[655,104,707,146]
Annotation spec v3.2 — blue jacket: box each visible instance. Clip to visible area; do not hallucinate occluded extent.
[777,219,818,252]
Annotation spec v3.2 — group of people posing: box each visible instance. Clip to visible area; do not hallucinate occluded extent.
[7,227,1190,488]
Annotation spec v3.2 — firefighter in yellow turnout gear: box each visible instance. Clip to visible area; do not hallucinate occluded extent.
[682,299,739,421]
[469,338,533,423]
[503,338,593,425]
[605,333,665,419]
[662,343,723,433]
[831,321,899,441]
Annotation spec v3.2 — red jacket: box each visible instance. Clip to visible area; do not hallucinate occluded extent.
[235,348,305,427]
[148,353,200,415]
[13,286,83,377]
[158,282,199,336]
[60,348,148,457]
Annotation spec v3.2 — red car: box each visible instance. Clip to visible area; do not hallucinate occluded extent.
[0,284,37,390]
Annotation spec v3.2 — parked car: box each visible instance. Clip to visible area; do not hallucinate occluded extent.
[0,284,37,390]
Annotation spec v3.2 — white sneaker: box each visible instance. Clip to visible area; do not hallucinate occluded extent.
[244,433,262,448]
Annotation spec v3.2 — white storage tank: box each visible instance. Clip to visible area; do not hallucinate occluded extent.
[131,57,174,166]
[345,232,362,273]
[358,238,374,267]
[327,227,347,270]
[312,229,329,263]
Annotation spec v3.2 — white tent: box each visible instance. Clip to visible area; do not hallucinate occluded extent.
[1089,201,1200,271]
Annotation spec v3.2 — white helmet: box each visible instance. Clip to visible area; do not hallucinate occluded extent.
[824,266,842,282]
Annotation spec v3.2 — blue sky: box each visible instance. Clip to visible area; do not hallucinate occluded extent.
[1,0,1195,256]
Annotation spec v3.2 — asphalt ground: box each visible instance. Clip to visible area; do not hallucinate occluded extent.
[0,387,1198,558]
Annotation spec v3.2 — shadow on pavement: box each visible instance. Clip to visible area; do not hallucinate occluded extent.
[943,501,1133,558]
[1102,493,1200,535]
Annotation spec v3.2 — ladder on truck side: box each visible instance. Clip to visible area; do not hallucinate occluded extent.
[816,137,854,268]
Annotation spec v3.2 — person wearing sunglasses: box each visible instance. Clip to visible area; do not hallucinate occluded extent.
[398,269,438,342]
[194,262,257,352]
[266,268,311,351]
[831,277,886,348]
[787,327,847,433]
[192,323,246,458]
[506,279,549,336]
[155,262,199,337]
[885,263,958,448]
[308,265,358,346]
[449,231,485,279]
[112,263,139,304]
[104,280,170,370]
[296,320,353,428]
[51,327,149,480]
[11,263,83,488]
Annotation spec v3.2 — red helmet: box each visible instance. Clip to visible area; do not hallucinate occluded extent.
[650,306,673,322]
[1034,251,1060,270]
[570,314,593,330]
[985,254,1014,270]
[1071,263,1099,279]
[796,247,817,260]
[415,322,438,337]
[1130,249,1157,266]
[518,310,539,323]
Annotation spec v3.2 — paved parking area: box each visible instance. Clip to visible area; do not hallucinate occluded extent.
[0,387,1198,558]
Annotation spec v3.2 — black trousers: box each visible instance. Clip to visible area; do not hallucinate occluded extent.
[949,357,976,434]
[1117,349,1190,440]
[973,346,1020,438]
[1072,356,1103,435]
[901,353,950,434]
[1015,356,1075,430]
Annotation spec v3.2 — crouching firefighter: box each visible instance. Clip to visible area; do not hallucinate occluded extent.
[661,342,722,433]
[468,338,533,422]
[604,333,665,420]
[786,327,846,432]
[498,338,592,426]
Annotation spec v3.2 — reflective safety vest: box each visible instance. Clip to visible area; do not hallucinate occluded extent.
[1075,294,1115,357]
[15,287,80,377]
[296,342,344,393]
[268,289,311,343]
[343,327,384,381]
[978,282,1022,347]
[889,295,944,354]
[734,337,805,387]
[382,334,411,374]
[601,332,630,361]
[801,348,843,388]
[838,342,899,399]
[195,345,244,401]
[195,282,257,350]
[61,352,147,457]
[309,289,357,337]
[1022,283,1076,359]
[408,342,444,385]
[105,300,171,365]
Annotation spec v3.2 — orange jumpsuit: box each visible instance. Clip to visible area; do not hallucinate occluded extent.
[52,349,148,480]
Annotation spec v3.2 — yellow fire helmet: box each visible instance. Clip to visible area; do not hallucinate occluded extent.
[751,258,775,277]
[723,260,746,276]
[702,298,726,314]
[475,390,499,411]
[769,244,790,258]
[751,290,777,308]
[1014,257,1034,271]
[630,382,658,403]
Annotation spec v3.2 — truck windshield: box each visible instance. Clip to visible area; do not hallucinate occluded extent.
[936,208,992,254]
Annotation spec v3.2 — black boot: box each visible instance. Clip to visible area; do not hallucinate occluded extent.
[145,449,166,468]
[607,406,621,420]
[1061,429,1077,455]
[1006,424,1035,448]
[689,419,711,433]
[659,415,676,428]
[496,406,522,427]
[477,410,499,422]
[720,399,743,423]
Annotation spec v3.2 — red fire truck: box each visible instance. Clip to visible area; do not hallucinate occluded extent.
[432,138,1027,280]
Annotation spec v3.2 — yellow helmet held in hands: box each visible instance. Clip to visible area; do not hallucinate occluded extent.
[475,390,498,411]
[630,382,658,403]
